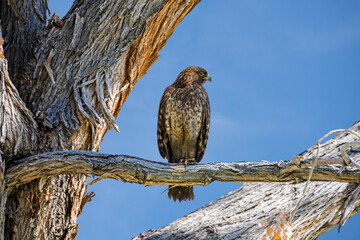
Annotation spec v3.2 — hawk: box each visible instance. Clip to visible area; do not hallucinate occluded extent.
[157,66,211,202]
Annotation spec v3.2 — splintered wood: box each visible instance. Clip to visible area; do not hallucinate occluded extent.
[136,123,360,240]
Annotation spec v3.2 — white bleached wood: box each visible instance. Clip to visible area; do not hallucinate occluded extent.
[3,0,359,239]
[136,122,360,240]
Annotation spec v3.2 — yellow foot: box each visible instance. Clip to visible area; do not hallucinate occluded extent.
[180,158,195,165]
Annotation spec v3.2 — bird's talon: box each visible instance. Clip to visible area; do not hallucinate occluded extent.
[180,158,196,165]
[180,158,187,165]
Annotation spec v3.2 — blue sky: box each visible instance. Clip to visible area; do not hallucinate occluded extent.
[49,1,360,239]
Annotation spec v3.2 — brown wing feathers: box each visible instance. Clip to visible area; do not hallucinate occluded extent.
[157,66,211,202]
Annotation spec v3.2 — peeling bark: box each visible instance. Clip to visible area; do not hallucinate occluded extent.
[0,0,200,239]
[2,0,359,239]
[0,153,5,239]
[0,27,38,160]
[136,123,360,240]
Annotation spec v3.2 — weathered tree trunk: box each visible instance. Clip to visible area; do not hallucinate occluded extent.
[0,0,200,239]
[136,122,360,240]
[1,0,359,239]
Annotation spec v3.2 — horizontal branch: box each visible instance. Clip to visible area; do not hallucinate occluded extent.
[5,149,360,189]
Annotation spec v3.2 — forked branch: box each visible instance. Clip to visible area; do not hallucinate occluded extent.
[135,124,360,240]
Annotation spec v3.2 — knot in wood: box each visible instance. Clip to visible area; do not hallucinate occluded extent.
[203,175,212,185]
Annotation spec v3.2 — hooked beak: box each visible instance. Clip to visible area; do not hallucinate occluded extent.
[204,73,212,82]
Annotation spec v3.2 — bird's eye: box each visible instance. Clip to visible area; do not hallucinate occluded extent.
[199,72,204,76]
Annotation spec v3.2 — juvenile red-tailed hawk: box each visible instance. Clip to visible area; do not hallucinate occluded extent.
[157,66,211,202]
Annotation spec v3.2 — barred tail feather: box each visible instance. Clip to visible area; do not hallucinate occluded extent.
[168,186,194,202]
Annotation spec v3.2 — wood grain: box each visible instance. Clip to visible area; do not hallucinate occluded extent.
[0,0,200,239]
[5,149,360,189]
[136,122,360,240]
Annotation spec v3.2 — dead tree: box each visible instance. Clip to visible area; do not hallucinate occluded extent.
[0,0,200,239]
[1,0,359,239]
[136,123,360,239]
[3,123,360,240]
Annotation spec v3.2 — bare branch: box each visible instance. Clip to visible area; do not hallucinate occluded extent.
[136,122,360,240]
[5,146,360,189]
[290,129,360,223]
[1,1,202,239]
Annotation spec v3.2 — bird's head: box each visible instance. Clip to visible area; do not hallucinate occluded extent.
[175,66,211,87]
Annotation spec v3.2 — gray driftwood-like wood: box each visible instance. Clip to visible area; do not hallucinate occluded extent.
[4,148,360,189]
[136,122,360,240]
[1,0,360,239]
[0,0,200,239]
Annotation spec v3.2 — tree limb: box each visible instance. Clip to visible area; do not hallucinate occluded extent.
[1,0,201,239]
[5,144,360,189]
[135,122,360,240]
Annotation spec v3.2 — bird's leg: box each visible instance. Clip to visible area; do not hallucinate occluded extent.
[180,158,195,165]
[180,158,187,165]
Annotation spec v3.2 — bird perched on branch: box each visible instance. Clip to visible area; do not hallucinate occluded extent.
[157,66,211,202]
